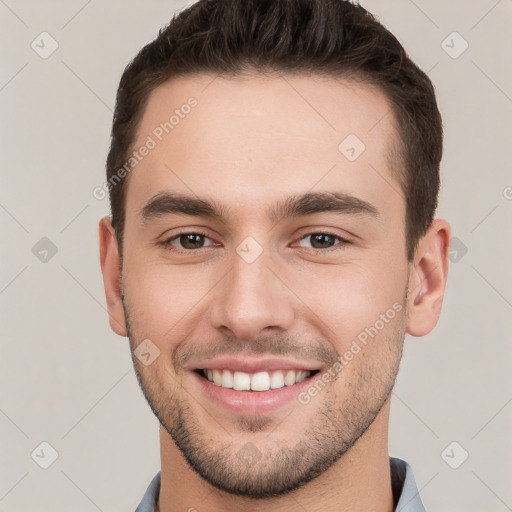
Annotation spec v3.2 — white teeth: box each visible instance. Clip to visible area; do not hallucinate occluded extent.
[233,371,251,390]
[270,370,285,389]
[251,371,270,391]
[284,370,296,386]
[202,369,312,391]
[221,369,233,388]
[296,370,308,383]
[212,369,222,386]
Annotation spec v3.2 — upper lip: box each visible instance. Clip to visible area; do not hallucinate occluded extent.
[190,357,323,373]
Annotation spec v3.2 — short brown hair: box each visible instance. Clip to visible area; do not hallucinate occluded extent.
[106,0,442,262]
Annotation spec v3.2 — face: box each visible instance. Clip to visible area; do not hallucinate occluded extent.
[114,73,412,497]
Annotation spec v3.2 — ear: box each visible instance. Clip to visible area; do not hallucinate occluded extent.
[406,218,451,337]
[99,216,128,337]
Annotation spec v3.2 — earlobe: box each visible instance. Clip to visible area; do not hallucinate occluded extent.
[98,216,128,337]
[406,218,451,337]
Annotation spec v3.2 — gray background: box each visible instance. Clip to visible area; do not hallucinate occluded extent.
[1,0,511,510]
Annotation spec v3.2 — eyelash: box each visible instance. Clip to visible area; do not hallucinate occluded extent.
[159,230,351,253]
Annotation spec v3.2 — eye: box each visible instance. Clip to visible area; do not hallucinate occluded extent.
[296,232,350,251]
[162,231,216,251]
[159,230,350,253]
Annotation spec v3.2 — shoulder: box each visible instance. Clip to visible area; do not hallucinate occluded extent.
[134,472,161,512]
[390,457,427,512]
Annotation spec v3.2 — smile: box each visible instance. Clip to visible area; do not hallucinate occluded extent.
[198,368,320,391]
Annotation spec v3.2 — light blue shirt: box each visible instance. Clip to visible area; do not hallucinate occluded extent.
[135,457,426,511]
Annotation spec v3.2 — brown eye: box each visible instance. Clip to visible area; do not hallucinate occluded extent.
[178,233,206,249]
[297,232,350,250]
[163,231,215,251]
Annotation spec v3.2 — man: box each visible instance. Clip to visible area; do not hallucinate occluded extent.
[99,0,450,510]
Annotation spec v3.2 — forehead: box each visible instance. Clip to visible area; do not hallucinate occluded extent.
[125,72,403,223]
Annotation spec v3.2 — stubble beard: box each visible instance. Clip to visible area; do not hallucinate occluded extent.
[123,295,407,499]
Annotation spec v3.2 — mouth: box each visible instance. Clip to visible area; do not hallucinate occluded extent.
[189,357,326,414]
[195,368,321,391]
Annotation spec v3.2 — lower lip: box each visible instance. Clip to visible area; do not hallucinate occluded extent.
[192,371,315,414]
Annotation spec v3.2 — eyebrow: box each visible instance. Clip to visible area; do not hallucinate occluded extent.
[140,191,379,225]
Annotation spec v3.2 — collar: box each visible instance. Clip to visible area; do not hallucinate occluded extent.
[135,457,426,511]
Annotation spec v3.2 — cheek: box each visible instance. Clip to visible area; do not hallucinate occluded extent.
[124,262,214,340]
[292,261,407,347]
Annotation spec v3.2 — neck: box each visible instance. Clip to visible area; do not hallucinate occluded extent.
[157,402,394,512]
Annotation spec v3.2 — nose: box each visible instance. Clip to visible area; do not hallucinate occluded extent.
[209,243,295,341]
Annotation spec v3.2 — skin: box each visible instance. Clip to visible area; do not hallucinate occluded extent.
[99,72,450,512]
